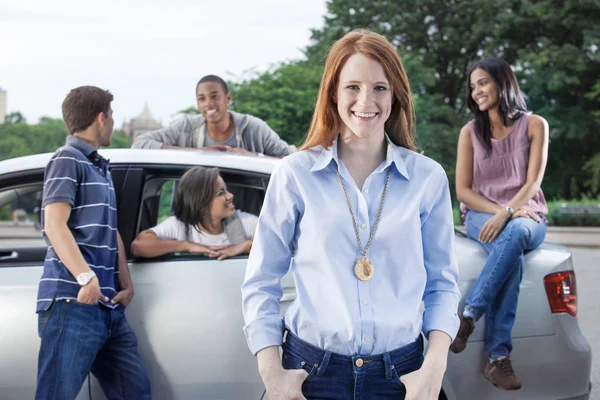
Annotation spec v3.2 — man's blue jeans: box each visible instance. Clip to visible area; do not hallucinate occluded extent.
[35,300,151,400]
[464,210,547,360]
[282,330,424,400]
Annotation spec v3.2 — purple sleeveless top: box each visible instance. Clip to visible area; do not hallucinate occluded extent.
[460,113,548,220]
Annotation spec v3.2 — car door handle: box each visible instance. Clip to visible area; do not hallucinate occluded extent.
[0,251,18,261]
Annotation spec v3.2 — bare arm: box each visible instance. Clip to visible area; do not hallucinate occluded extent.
[422,330,451,370]
[44,202,107,303]
[112,232,135,306]
[116,233,132,289]
[504,115,549,210]
[455,125,504,214]
[130,229,220,258]
[257,346,307,400]
[400,330,451,399]
[257,346,284,379]
[45,202,96,277]
[130,230,192,258]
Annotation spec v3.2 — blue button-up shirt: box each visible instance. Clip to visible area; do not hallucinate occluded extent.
[242,137,460,356]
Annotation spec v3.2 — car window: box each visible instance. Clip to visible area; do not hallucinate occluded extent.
[0,184,45,250]
[153,175,264,225]
[134,168,268,261]
[158,180,175,224]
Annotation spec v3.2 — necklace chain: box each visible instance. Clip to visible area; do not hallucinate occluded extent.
[336,166,391,258]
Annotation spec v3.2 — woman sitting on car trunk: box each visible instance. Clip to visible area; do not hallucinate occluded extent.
[451,58,549,390]
[130,166,256,261]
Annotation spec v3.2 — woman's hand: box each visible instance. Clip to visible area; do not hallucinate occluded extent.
[512,206,541,222]
[210,240,252,261]
[400,362,445,400]
[478,209,510,243]
[186,242,221,258]
[261,367,308,400]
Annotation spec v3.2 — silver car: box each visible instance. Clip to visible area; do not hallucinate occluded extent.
[0,149,592,400]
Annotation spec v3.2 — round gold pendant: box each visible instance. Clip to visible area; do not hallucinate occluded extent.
[354,257,374,281]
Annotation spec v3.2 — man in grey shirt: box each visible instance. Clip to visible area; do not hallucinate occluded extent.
[132,75,295,157]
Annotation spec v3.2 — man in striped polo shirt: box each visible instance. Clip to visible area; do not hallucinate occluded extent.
[36,86,151,400]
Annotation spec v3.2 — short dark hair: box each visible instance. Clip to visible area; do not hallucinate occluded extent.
[466,58,528,156]
[196,75,229,94]
[173,166,221,238]
[62,86,113,134]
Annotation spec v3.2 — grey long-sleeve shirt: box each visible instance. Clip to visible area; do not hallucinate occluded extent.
[131,111,295,157]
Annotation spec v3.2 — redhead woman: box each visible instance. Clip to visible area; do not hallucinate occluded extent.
[241,29,460,400]
[451,58,549,391]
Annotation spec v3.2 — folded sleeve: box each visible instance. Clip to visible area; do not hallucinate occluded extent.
[132,117,189,149]
[420,166,461,340]
[241,159,303,355]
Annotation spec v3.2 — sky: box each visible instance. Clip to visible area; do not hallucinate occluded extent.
[0,0,328,127]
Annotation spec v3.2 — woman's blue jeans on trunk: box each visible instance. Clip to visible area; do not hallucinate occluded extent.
[464,210,546,360]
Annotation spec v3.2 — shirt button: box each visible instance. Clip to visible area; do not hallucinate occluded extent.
[363,188,369,194]
[361,224,367,229]
[355,358,364,367]
[362,299,368,305]
[364,337,371,343]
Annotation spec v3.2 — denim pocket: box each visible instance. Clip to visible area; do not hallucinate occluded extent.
[73,301,100,308]
[37,299,57,337]
[282,352,318,382]
[391,351,424,383]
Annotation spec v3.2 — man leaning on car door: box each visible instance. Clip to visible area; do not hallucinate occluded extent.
[35,86,151,400]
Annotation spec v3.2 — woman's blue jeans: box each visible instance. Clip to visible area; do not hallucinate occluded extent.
[464,210,547,360]
[282,330,423,400]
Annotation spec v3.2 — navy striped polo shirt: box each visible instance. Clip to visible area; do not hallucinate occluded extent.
[36,135,119,312]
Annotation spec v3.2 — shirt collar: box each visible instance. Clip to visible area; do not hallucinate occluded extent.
[310,133,410,180]
[65,135,97,157]
[65,135,110,171]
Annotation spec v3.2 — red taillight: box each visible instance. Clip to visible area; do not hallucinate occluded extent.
[544,271,577,316]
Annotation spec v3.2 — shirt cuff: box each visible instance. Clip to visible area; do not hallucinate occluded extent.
[422,292,461,341]
[42,196,75,207]
[243,315,285,355]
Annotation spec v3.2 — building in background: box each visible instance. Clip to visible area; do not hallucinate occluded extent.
[0,88,7,124]
[121,102,162,141]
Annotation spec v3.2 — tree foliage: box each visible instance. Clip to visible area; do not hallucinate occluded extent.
[228,62,323,146]
[302,0,600,200]
[0,117,131,161]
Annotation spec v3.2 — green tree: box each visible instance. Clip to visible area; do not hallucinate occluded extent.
[305,0,600,200]
[106,129,132,149]
[176,106,199,115]
[0,115,131,161]
[4,111,27,124]
[228,62,323,146]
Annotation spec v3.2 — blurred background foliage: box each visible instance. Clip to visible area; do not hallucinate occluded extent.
[2,0,599,223]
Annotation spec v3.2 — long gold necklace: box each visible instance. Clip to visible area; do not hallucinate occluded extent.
[336,166,391,281]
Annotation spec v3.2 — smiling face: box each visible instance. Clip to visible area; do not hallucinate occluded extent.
[208,176,236,221]
[335,53,392,141]
[470,68,499,112]
[196,82,231,124]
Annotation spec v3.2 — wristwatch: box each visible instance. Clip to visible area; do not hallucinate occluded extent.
[76,271,97,286]
[505,206,514,217]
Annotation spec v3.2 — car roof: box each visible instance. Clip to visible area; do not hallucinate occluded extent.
[0,149,281,176]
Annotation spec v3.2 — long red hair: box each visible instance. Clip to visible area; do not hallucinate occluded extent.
[301,29,415,151]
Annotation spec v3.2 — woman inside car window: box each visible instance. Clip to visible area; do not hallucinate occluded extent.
[130,166,256,261]
[451,58,549,390]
